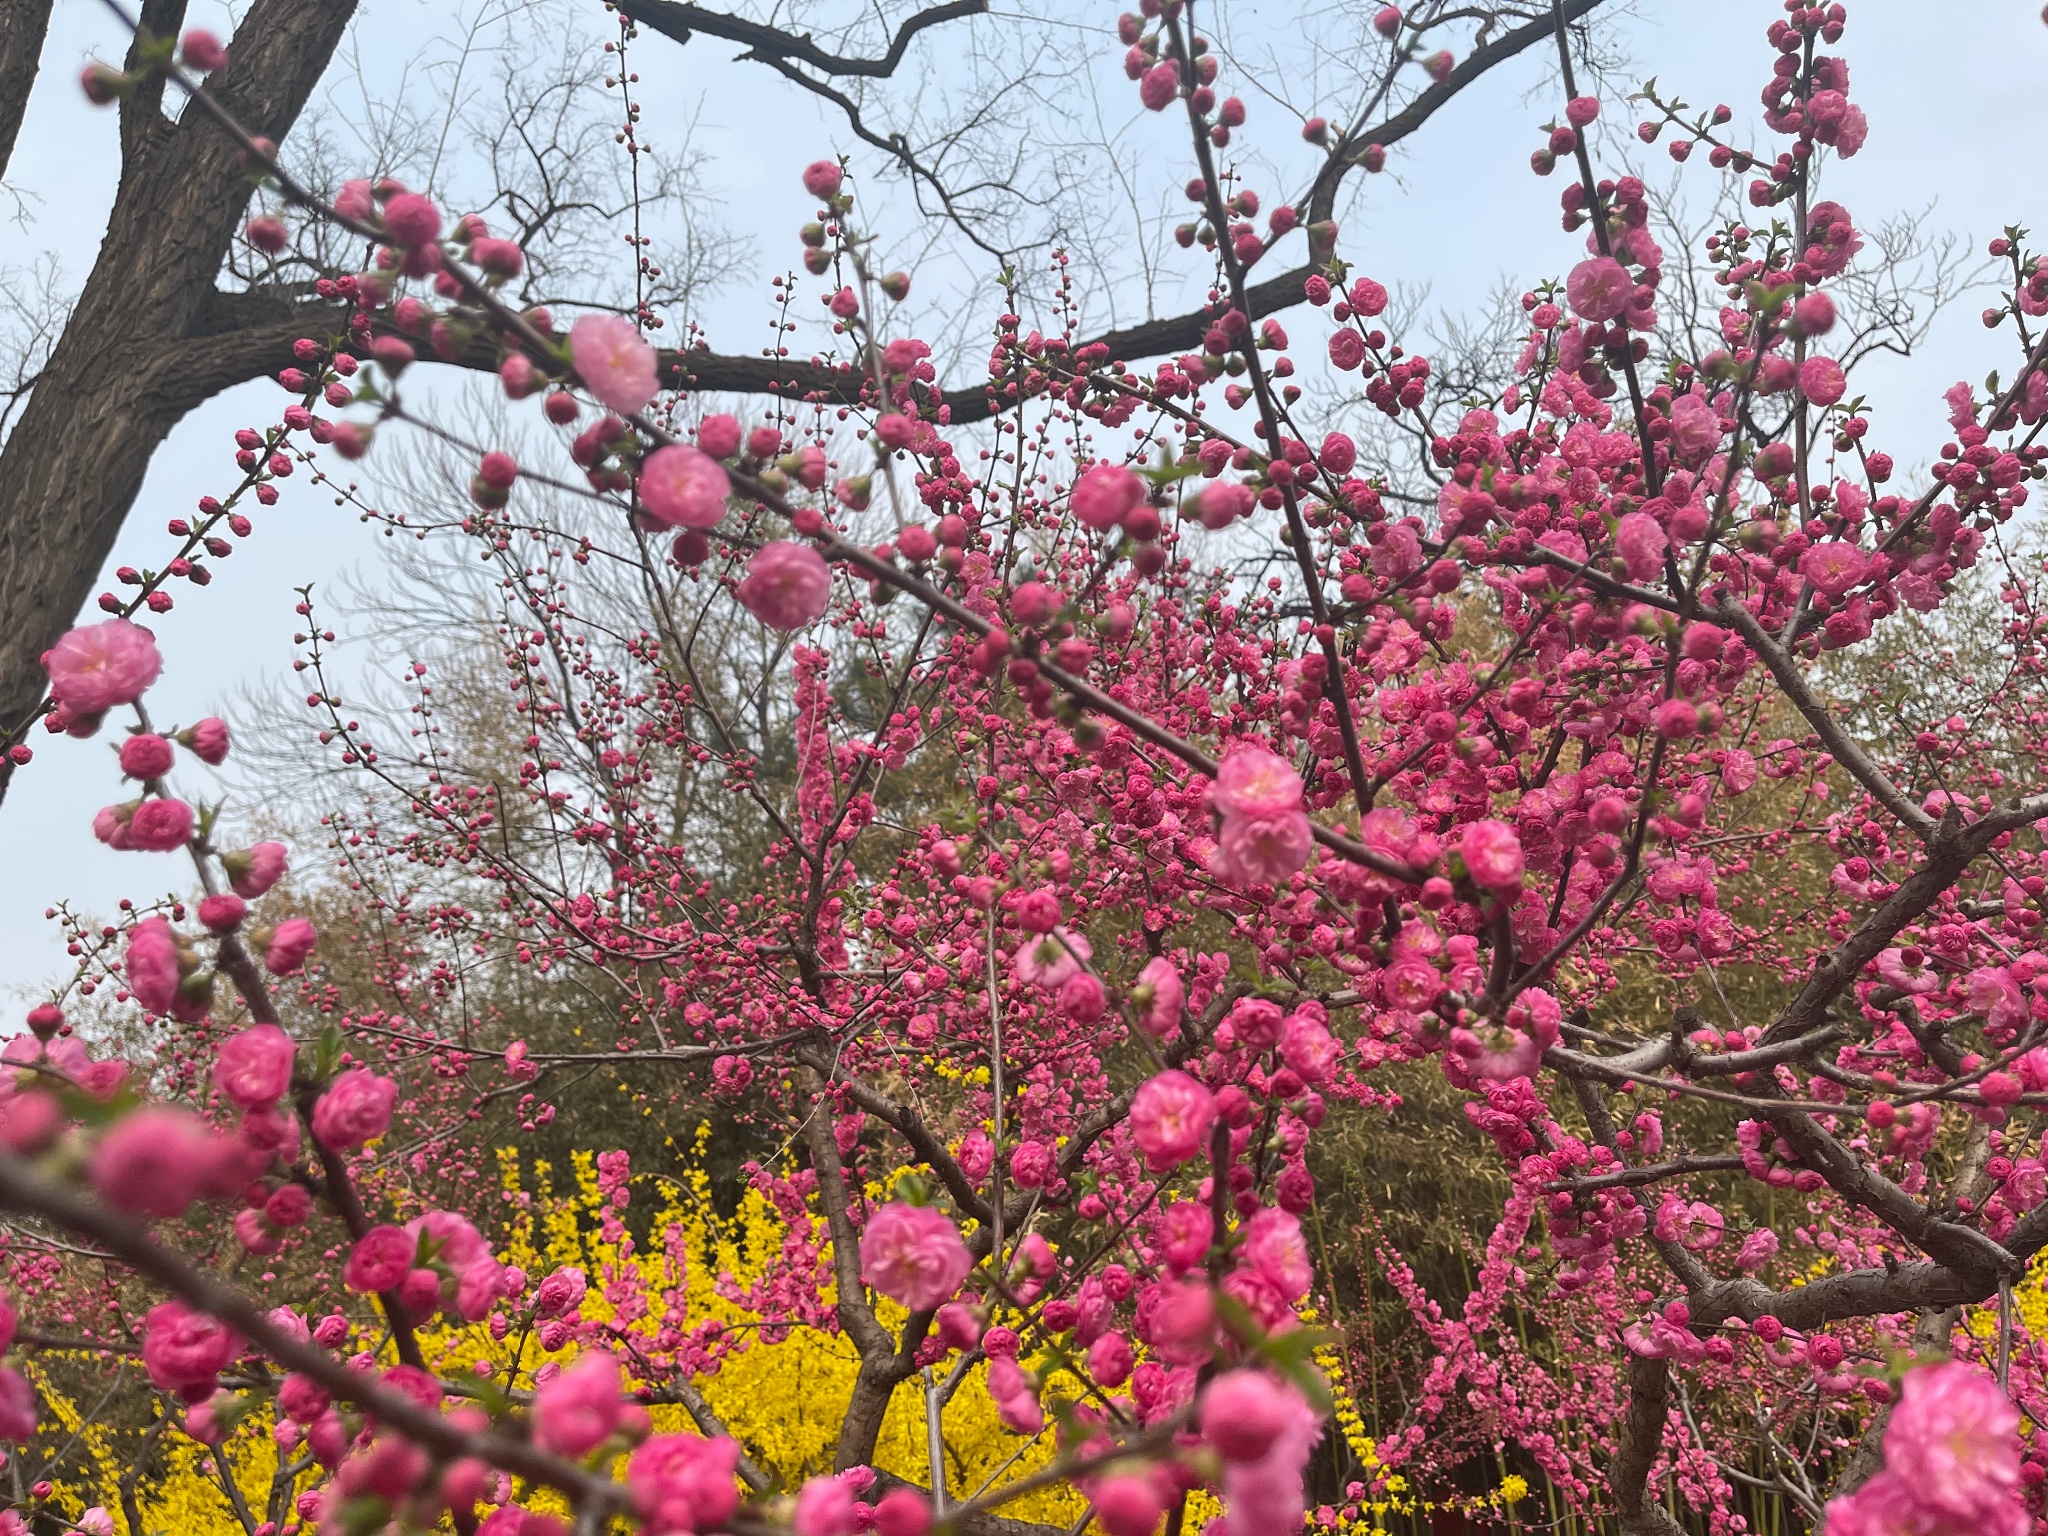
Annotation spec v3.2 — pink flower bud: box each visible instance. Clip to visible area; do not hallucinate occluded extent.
[802,160,844,200]
[183,717,230,764]
[119,733,174,780]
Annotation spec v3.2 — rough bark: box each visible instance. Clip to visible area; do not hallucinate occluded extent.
[0,0,54,183]
[0,0,360,776]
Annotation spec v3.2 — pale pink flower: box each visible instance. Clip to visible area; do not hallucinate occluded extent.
[570,315,659,415]
[1882,1361,2022,1521]
[858,1202,972,1311]
[1615,511,1667,583]
[1072,463,1145,531]
[1134,956,1184,1038]
[311,1068,397,1151]
[1214,811,1312,886]
[1012,928,1090,988]
[1668,394,1721,465]
[124,917,182,1013]
[1735,1229,1779,1270]
[637,445,731,529]
[1798,540,1867,598]
[214,1024,295,1110]
[1458,819,1524,890]
[736,542,831,631]
[1449,1024,1541,1083]
[223,842,288,898]
[534,1350,623,1457]
[1800,355,1847,407]
[1968,967,2029,1036]
[1566,257,1632,322]
[1129,1070,1216,1172]
[627,1433,742,1536]
[43,619,162,716]
[1876,946,1939,995]
[1212,747,1303,819]
[987,1355,1043,1433]
[1238,1208,1311,1301]
[264,916,318,975]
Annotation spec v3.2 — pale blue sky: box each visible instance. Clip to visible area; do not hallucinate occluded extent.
[2,0,2043,995]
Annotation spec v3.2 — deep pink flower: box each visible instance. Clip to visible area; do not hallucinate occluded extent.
[1667,393,1721,464]
[637,445,731,529]
[736,542,832,631]
[141,1301,239,1394]
[1449,1024,1541,1083]
[1566,257,1632,322]
[535,1266,588,1317]
[1072,463,1145,531]
[311,1068,397,1151]
[1089,1475,1165,1536]
[213,1024,295,1111]
[1138,61,1178,110]
[43,619,162,716]
[1012,928,1090,988]
[124,917,182,1013]
[126,797,193,851]
[1883,1360,2021,1520]
[570,315,659,416]
[223,842,288,898]
[1086,1331,1134,1388]
[1458,819,1524,891]
[859,1202,971,1311]
[627,1433,742,1535]
[794,1475,859,1536]
[179,29,228,70]
[198,894,245,933]
[1134,957,1184,1038]
[344,1225,415,1293]
[1130,1070,1216,1172]
[986,1355,1043,1434]
[264,916,318,975]
[534,1349,623,1457]
[1214,811,1312,887]
[119,733,173,780]
[1212,747,1302,819]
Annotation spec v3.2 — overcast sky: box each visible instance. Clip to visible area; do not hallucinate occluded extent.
[2,0,2043,997]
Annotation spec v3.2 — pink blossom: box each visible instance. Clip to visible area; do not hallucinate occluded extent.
[986,1355,1043,1433]
[1458,819,1524,890]
[43,619,162,716]
[1212,747,1303,818]
[214,1024,295,1110]
[265,916,318,975]
[1280,1014,1337,1082]
[0,1369,35,1442]
[1800,355,1847,406]
[311,1068,397,1151]
[124,917,182,1013]
[1203,1371,1294,1463]
[91,1106,213,1218]
[1214,811,1313,886]
[1090,1475,1167,1536]
[1566,257,1632,322]
[1134,957,1185,1038]
[381,193,441,249]
[627,1433,742,1535]
[570,315,659,416]
[1668,394,1721,464]
[142,1301,239,1394]
[1238,1208,1311,1301]
[1129,1070,1216,1172]
[1449,1024,1541,1082]
[1216,1374,1321,1536]
[794,1475,859,1536]
[1883,1360,2022,1521]
[1735,1229,1779,1269]
[1012,928,1090,988]
[344,1225,415,1293]
[1086,1331,1134,1387]
[119,733,173,779]
[858,1202,972,1311]
[736,542,832,631]
[335,180,374,222]
[534,1266,588,1317]
[1191,480,1255,530]
[1072,463,1145,531]
[1799,541,1867,598]
[801,160,844,200]
[534,1350,623,1457]
[122,798,192,851]
[179,29,228,70]
[637,445,731,529]
[224,842,288,898]
[1138,61,1178,111]
[1615,511,1667,583]
[198,893,245,933]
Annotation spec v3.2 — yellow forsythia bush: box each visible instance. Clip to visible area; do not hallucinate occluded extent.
[33,1136,1086,1534]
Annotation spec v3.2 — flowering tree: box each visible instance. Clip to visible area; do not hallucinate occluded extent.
[3,3,2048,1536]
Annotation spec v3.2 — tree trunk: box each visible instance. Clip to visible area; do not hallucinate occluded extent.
[0,0,359,774]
